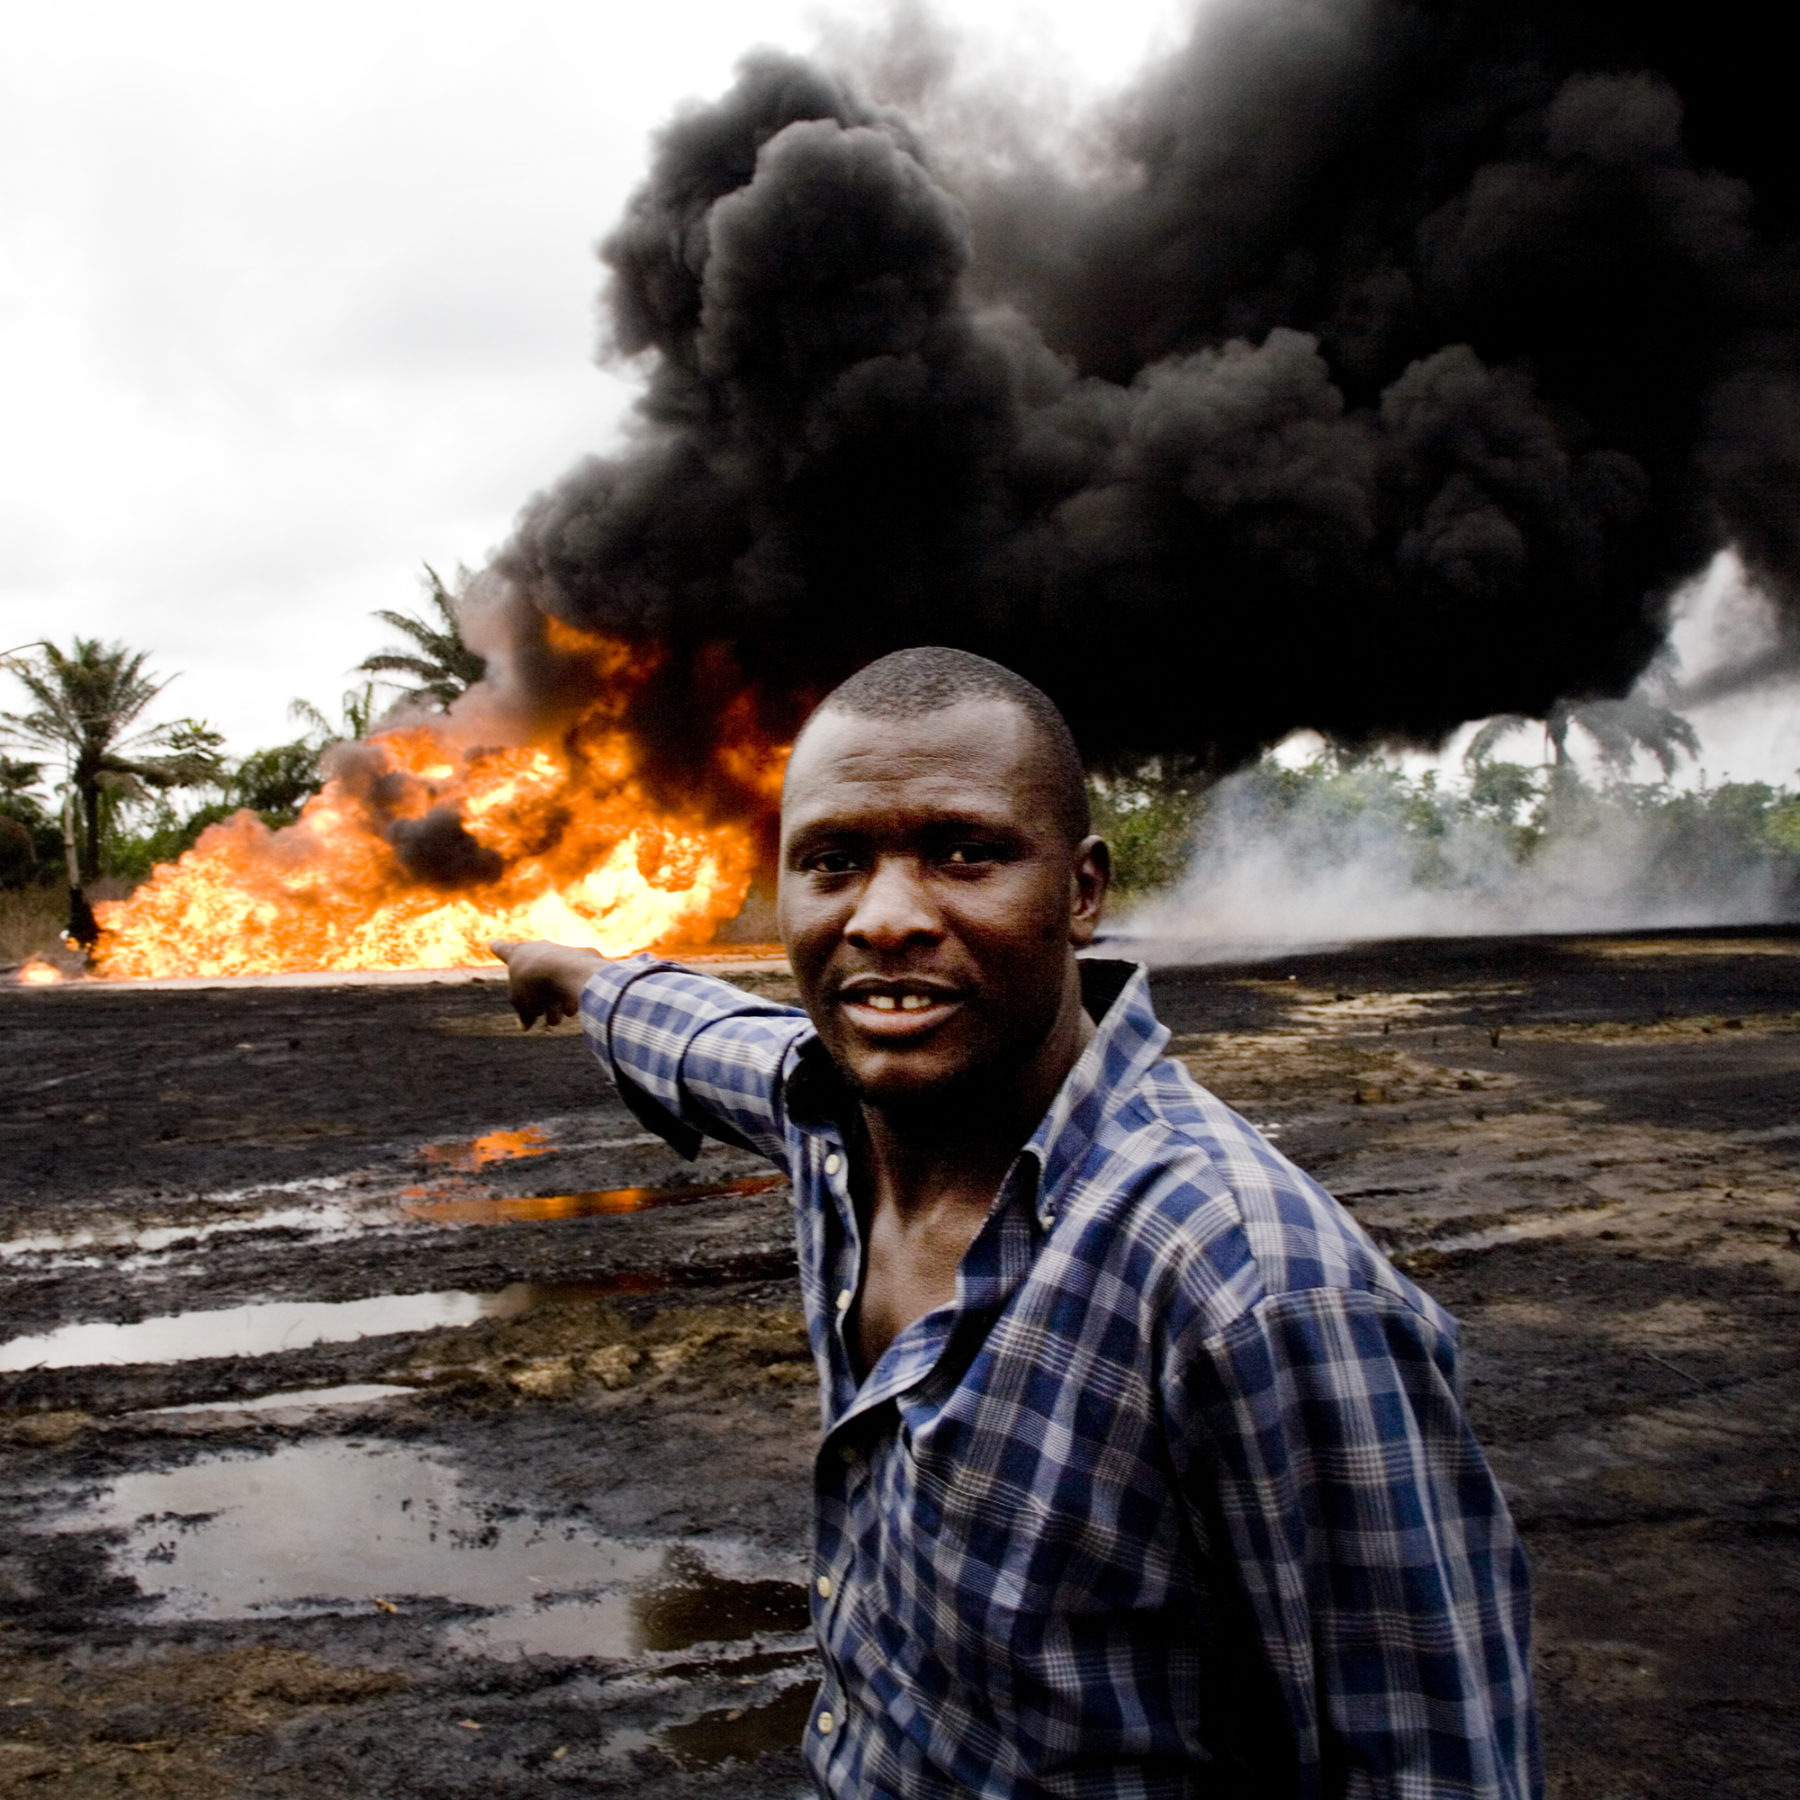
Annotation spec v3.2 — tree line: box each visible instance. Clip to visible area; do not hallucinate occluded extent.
[1092,707,1800,916]
[0,569,483,902]
[8,577,1798,934]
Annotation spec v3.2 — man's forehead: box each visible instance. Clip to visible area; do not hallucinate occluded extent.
[781,699,1049,821]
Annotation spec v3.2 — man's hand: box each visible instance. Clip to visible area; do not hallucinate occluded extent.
[490,940,607,1030]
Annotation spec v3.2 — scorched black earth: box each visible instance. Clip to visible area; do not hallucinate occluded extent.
[2,935,1797,1798]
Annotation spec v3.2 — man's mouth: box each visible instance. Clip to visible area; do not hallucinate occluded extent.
[836,980,964,1034]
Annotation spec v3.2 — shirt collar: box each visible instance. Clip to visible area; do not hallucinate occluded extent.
[1023,959,1167,1228]
[783,1030,850,1130]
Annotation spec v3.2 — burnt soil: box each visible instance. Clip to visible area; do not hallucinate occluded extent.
[3,930,1798,1798]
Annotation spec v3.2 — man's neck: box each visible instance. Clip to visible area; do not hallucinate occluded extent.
[844,965,1096,1375]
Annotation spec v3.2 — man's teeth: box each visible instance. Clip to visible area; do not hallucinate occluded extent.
[864,993,935,1012]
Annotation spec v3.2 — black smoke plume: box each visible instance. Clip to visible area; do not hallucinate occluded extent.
[489,0,1800,803]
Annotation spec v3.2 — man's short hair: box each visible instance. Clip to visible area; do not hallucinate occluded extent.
[814,647,1091,844]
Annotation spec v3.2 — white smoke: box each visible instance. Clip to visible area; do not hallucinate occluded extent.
[1119,768,1793,961]
[1117,554,1800,960]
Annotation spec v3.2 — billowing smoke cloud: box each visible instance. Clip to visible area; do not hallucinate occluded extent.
[488,0,1800,806]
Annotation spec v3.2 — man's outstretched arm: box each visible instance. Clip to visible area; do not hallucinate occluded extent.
[491,938,810,1168]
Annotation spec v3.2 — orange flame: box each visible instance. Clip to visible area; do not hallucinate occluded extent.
[419,1126,553,1171]
[92,645,783,981]
[18,960,63,985]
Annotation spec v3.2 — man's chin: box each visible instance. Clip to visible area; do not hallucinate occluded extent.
[839,1046,982,1113]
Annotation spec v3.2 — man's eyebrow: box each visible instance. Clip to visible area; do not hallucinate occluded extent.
[918,814,1029,840]
[783,809,1026,847]
[783,817,868,842]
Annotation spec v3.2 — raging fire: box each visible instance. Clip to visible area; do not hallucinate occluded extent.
[92,642,784,981]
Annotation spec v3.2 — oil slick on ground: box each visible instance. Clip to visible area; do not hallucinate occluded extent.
[2,939,1798,1797]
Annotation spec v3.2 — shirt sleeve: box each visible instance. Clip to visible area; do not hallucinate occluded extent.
[577,956,811,1169]
[1167,1285,1541,1800]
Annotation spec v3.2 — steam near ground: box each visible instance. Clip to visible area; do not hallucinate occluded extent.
[1123,775,1791,956]
[1122,554,1800,956]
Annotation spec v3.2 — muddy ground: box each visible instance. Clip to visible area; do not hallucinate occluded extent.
[2,931,1797,1798]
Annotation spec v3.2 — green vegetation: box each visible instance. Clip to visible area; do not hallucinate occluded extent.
[0,639,225,884]
[1,575,486,902]
[1090,745,1800,914]
[0,755,59,882]
[1089,762,1208,894]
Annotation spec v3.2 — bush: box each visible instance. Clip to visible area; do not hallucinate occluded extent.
[1088,765,1205,895]
[105,800,241,884]
[232,737,322,821]
[0,884,64,966]
[0,815,36,887]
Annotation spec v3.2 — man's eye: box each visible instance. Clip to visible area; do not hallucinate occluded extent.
[942,843,1001,866]
[805,851,862,875]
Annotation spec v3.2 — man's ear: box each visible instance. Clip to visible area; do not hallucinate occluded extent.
[1069,835,1110,947]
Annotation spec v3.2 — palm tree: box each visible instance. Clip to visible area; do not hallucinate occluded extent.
[355,566,486,710]
[288,680,384,748]
[0,638,225,888]
[0,755,46,819]
[1547,695,1700,779]
[1465,696,1700,781]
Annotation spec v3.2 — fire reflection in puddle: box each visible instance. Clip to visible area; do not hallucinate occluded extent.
[401,1171,788,1226]
[0,1278,642,1372]
[44,1439,810,1665]
[418,1126,552,1171]
[0,1135,764,1265]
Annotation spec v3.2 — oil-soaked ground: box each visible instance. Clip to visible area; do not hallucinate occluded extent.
[2,930,1798,1799]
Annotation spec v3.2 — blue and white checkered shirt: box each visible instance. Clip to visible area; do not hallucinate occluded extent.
[580,956,1539,1800]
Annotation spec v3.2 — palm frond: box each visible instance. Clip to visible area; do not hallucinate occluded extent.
[1463,715,1531,767]
[357,651,445,681]
[353,567,487,708]
[1554,696,1700,779]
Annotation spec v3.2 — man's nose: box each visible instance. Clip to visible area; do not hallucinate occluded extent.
[844,855,941,949]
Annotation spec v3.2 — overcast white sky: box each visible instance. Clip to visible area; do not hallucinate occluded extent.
[2,0,1794,789]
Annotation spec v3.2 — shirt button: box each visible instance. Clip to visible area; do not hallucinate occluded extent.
[817,1710,834,1735]
[824,1152,842,1176]
[816,1574,832,1599]
[835,1288,853,1312]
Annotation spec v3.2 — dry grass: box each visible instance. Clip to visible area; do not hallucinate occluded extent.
[0,885,64,966]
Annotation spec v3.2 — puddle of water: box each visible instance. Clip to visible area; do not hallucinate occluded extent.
[633,1546,815,1653]
[45,1440,808,1662]
[0,1279,633,1372]
[0,1129,697,1264]
[419,1126,551,1171]
[0,1181,379,1264]
[142,1384,418,1417]
[0,1257,797,1374]
[661,1679,819,1770]
[402,1172,788,1227]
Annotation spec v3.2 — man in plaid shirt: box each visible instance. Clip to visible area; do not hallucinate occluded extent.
[496,647,1540,1799]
